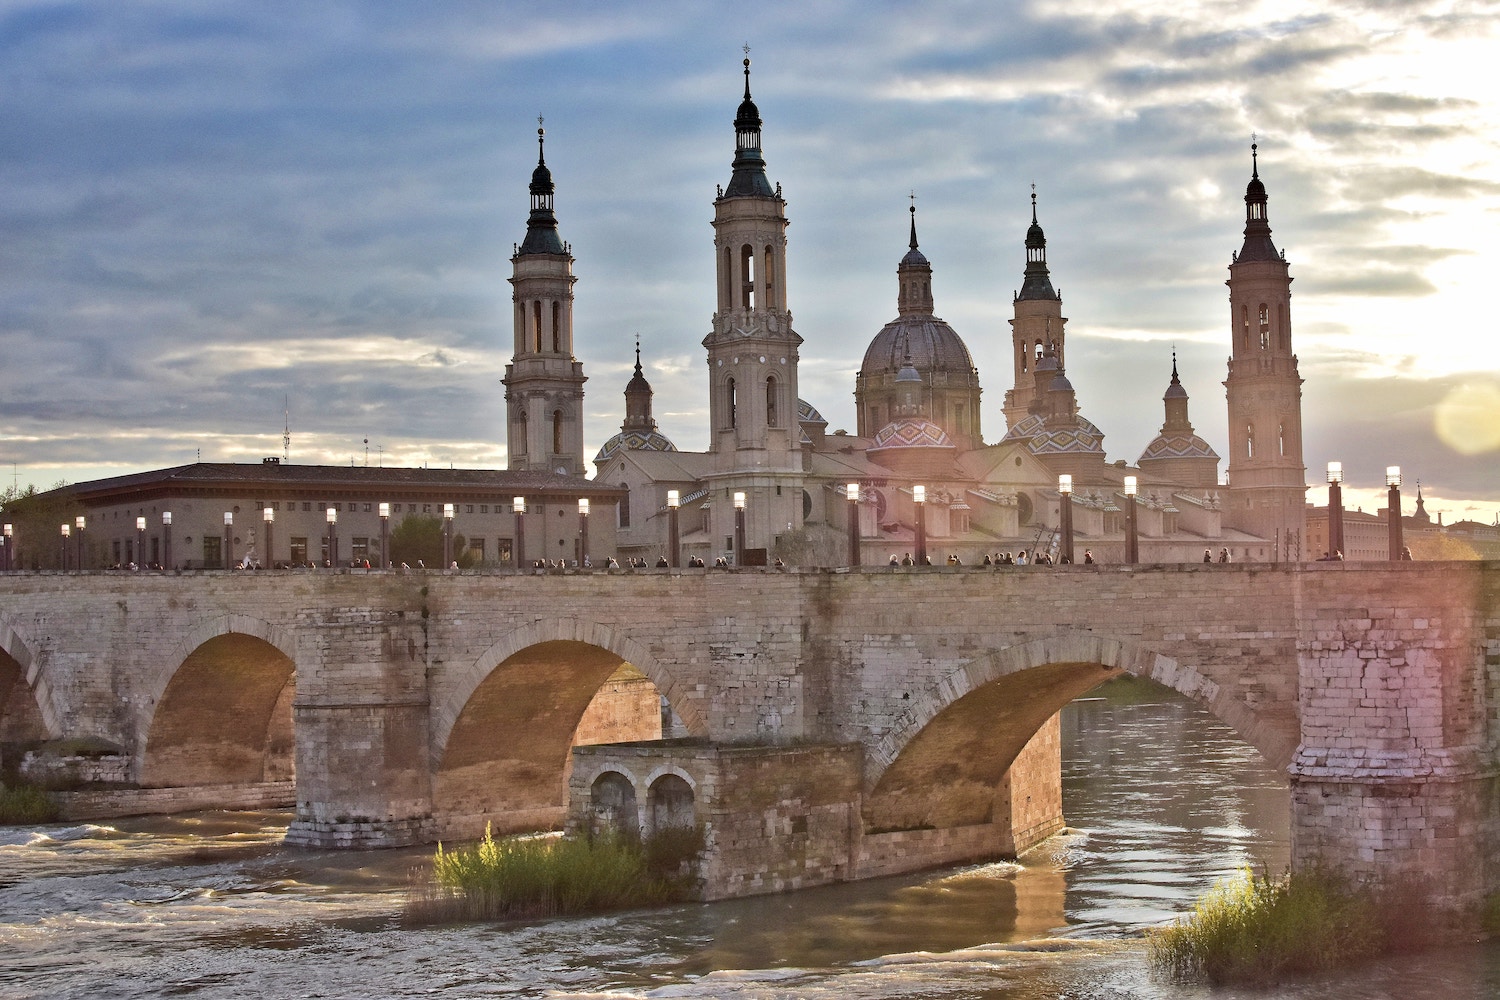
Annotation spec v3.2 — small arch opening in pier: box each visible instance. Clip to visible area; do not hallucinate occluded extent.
[0,648,50,766]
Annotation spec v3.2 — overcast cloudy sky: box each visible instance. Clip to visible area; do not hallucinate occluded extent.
[2,1,1498,523]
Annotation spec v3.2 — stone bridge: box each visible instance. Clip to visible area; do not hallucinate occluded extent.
[1,563,1496,918]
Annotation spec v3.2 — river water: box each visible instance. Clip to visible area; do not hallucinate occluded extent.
[4,678,1498,999]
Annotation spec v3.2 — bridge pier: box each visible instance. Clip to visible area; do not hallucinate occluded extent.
[284,608,434,848]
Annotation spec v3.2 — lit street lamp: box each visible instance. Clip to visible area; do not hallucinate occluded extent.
[325,507,338,567]
[913,484,928,566]
[379,502,390,568]
[846,482,861,568]
[577,498,589,567]
[136,516,146,567]
[1123,476,1139,565]
[162,511,173,570]
[732,492,746,565]
[263,507,275,569]
[1327,461,1345,560]
[1058,474,1075,565]
[667,490,680,568]
[60,523,70,571]
[223,511,234,569]
[75,515,86,569]
[2,523,11,572]
[512,497,526,569]
[443,503,455,568]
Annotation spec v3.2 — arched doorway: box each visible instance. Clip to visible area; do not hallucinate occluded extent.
[646,773,695,836]
[140,633,295,789]
[589,770,639,836]
[0,647,50,770]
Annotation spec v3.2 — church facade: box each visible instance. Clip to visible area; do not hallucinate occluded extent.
[582,60,1307,567]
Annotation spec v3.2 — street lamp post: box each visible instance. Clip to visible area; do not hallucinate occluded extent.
[732,492,746,566]
[1327,461,1345,560]
[443,503,455,568]
[223,512,234,569]
[325,507,338,567]
[1123,476,1139,565]
[512,497,526,569]
[263,507,274,569]
[577,499,590,567]
[60,523,70,571]
[162,511,173,570]
[136,516,146,567]
[2,523,11,572]
[1387,466,1404,561]
[845,483,861,567]
[913,485,927,566]
[75,515,86,569]
[667,490,681,568]
[379,503,390,568]
[1058,474,1075,565]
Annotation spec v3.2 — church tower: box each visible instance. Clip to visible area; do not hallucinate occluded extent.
[1223,142,1306,554]
[1004,190,1067,430]
[701,55,804,557]
[503,124,587,475]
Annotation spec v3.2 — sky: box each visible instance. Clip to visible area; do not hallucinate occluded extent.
[2,0,1498,525]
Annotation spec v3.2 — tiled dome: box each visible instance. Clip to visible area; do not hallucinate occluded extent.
[1140,433,1219,462]
[869,418,954,452]
[861,317,975,378]
[1002,413,1105,456]
[593,430,678,464]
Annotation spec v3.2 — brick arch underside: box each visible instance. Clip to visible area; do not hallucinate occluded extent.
[139,633,295,788]
[433,639,656,837]
[0,648,51,756]
[865,635,1298,832]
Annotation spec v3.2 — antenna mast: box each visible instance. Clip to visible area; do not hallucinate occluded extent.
[283,396,291,462]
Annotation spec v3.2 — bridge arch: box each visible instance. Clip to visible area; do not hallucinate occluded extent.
[431,616,704,766]
[0,615,57,751]
[865,632,1297,832]
[138,614,298,788]
[430,618,704,840]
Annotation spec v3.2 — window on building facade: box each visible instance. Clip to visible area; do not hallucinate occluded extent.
[290,537,308,565]
[352,537,369,561]
[469,538,485,563]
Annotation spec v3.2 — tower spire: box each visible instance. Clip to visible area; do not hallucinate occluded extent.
[518,117,565,256]
[723,49,773,198]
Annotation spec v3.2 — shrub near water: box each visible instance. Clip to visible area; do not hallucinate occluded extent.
[0,782,61,824]
[1148,866,1382,985]
[409,824,704,923]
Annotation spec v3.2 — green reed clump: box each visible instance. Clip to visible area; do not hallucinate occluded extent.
[0,781,61,824]
[407,824,703,924]
[1148,866,1382,986]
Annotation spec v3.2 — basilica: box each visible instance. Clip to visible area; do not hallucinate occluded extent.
[528,58,1309,566]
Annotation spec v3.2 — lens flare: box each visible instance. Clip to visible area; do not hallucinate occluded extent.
[1435,382,1500,455]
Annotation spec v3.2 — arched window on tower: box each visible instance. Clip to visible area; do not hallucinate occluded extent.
[552,410,564,456]
[1279,304,1289,350]
[722,246,732,309]
[552,302,562,353]
[1241,306,1250,353]
[740,244,755,310]
[1019,344,1028,374]
[1278,422,1287,458]
[763,246,775,310]
[1246,423,1256,459]
[726,378,737,429]
[1034,341,1044,363]
[532,301,543,353]
[765,376,779,427]
[1259,304,1270,350]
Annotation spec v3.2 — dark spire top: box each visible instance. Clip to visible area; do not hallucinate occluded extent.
[1236,136,1280,263]
[1165,348,1188,400]
[723,49,775,199]
[1017,184,1058,301]
[518,118,566,256]
[901,194,929,267]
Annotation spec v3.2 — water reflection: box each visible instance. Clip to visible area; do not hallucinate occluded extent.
[4,677,1498,999]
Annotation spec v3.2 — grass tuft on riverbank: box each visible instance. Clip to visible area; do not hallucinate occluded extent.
[1148,866,1381,985]
[0,781,61,824]
[405,823,705,924]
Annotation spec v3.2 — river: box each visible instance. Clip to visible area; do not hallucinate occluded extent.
[3,677,1497,999]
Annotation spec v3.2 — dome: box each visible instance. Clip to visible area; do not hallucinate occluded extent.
[861,317,975,377]
[1139,433,1219,463]
[1002,413,1105,456]
[797,398,826,426]
[593,430,678,464]
[529,160,553,196]
[869,418,954,452]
